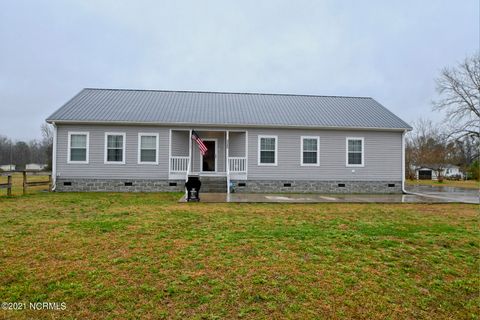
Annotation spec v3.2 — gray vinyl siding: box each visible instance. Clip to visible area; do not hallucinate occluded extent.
[56,124,170,179]
[229,132,246,157]
[171,130,189,156]
[246,128,402,181]
[56,124,402,181]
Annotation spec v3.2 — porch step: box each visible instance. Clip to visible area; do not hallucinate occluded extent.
[200,177,227,193]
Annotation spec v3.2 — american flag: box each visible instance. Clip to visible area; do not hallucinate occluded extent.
[191,130,208,155]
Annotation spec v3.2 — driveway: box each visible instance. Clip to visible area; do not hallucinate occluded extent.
[405,185,479,204]
[180,192,465,203]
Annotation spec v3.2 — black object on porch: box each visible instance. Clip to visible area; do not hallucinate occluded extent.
[185,176,202,202]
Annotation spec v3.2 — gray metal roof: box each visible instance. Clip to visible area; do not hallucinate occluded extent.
[46,88,412,130]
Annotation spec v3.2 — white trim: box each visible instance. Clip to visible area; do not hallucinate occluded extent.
[47,120,411,132]
[346,137,365,167]
[226,131,230,195]
[200,138,218,172]
[245,131,249,178]
[188,129,192,177]
[168,129,172,178]
[67,131,89,164]
[300,136,320,166]
[258,135,278,166]
[137,133,159,164]
[52,123,57,190]
[104,132,126,164]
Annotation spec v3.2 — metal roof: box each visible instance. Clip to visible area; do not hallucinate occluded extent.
[46,88,412,130]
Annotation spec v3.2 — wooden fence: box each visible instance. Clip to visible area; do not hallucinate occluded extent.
[0,171,52,196]
[0,174,12,196]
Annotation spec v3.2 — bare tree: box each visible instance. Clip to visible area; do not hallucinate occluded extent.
[452,135,480,176]
[41,123,54,145]
[0,135,13,166]
[433,53,480,139]
[405,138,416,180]
[41,124,54,170]
[407,119,455,182]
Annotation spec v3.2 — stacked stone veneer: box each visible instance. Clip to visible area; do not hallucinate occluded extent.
[55,178,185,192]
[231,180,403,194]
[55,178,402,194]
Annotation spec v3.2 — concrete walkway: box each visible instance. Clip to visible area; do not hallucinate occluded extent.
[179,192,461,203]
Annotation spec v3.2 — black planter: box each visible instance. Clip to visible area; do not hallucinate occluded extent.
[185,176,201,202]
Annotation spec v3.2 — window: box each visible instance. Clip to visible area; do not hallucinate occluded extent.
[258,135,277,165]
[138,133,159,164]
[68,132,89,163]
[301,136,319,166]
[346,137,364,167]
[105,132,126,164]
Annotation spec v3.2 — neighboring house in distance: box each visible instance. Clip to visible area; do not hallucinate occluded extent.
[415,165,464,180]
[46,88,412,194]
[26,163,48,171]
[0,164,15,171]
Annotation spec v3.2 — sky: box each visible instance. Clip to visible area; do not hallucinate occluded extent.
[0,0,478,141]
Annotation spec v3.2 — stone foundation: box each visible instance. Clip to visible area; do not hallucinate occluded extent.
[55,178,185,192]
[231,180,402,194]
[55,178,402,194]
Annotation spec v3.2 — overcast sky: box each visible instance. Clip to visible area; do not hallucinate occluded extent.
[1,0,478,140]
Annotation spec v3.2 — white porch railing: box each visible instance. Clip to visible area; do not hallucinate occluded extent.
[170,156,190,172]
[228,157,247,172]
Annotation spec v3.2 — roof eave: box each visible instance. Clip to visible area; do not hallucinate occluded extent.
[45,119,412,131]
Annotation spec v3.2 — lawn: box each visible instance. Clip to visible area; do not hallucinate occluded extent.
[0,192,478,319]
[406,179,480,190]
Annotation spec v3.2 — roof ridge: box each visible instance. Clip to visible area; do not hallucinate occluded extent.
[83,87,373,99]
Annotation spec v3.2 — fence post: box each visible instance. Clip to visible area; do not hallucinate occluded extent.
[23,171,27,195]
[48,175,52,192]
[7,175,12,196]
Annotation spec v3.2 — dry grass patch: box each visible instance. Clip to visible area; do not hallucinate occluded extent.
[0,192,478,319]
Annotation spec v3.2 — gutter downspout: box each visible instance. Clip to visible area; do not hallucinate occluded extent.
[52,122,57,191]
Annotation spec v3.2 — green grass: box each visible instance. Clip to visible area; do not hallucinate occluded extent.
[0,192,478,319]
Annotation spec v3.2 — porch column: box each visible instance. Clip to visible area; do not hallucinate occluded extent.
[188,129,192,176]
[226,130,230,195]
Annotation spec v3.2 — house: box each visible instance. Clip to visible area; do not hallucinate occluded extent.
[415,165,464,180]
[26,163,48,171]
[0,164,15,171]
[46,88,412,193]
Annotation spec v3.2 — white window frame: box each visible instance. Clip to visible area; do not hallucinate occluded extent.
[67,131,89,164]
[104,132,126,164]
[138,133,159,165]
[300,136,320,166]
[258,135,278,166]
[346,137,365,167]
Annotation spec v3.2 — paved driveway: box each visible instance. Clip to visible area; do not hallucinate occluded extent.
[405,185,479,204]
[180,192,467,203]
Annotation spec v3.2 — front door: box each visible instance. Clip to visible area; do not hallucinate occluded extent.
[201,140,216,172]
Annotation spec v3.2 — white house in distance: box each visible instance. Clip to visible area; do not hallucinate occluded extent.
[0,164,15,171]
[46,88,412,194]
[415,165,464,180]
[26,163,48,171]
